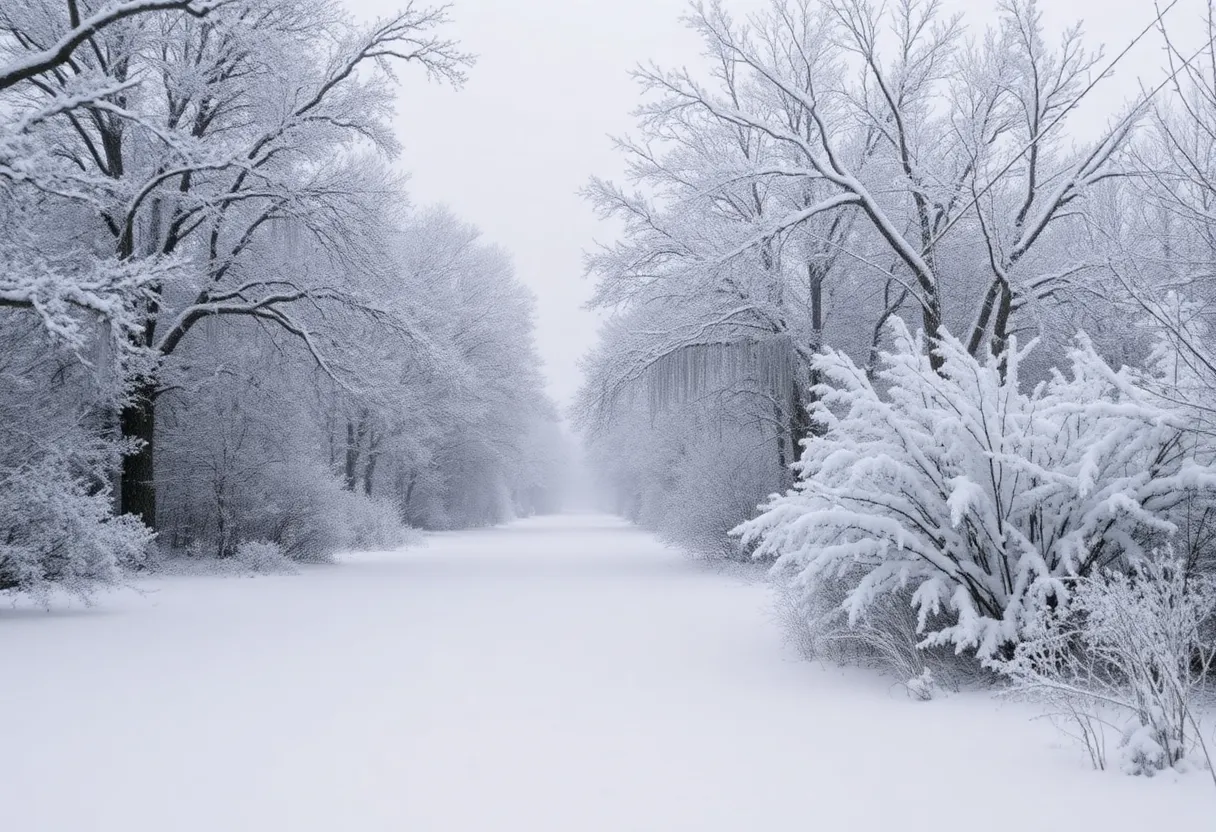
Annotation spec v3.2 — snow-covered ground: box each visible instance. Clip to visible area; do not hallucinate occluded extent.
[0,514,1210,829]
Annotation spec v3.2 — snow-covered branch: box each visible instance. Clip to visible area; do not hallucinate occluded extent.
[0,0,228,91]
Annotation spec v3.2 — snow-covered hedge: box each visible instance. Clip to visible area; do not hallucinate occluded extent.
[735,320,1216,657]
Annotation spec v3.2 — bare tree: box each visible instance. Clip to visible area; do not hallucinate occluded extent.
[629,1,1150,366]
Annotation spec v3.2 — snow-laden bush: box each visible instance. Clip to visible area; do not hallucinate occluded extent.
[232,541,295,575]
[993,557,1216,780]
[0,457,150,600]
[245,467,376,563]
[736,320,1216,657]
[773,574,972,698]
[339,492,416,551]
[583,395,785,560]
[652,424,785,560]
[161,445,415,564]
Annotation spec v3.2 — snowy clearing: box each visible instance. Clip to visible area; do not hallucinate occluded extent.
[1,514,1211,830]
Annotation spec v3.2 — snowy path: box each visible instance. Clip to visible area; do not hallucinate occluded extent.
[0,514,1209,830]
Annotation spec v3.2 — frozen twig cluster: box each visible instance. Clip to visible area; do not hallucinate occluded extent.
[992,557,1216,781]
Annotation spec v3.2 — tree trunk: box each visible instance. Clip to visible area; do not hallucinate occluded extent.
[363,451,378,497]
[923,295,945,372]
[990,282,1014,364]
[792,260,826,452]
[788,374,814,467]
[362,426,382,496]
[346,415,372,491]
[967,278,1002,356]
[345,421,361,491]
[774,399,788,472]
[327,418,337,470]
[120,381,157,528]
[404,470,418,508]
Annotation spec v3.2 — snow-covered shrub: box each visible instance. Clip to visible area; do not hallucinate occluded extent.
[736,320,1216,657]
[159,387,416,562]
[163,453,416,563]
[251,465,359,563]
[233,469,414,561]
[0,314,150,600]
[654,424,785,560]
[232,541,295,575]
[0,457,150,600]
[773,573,969,697]
[338,492,415,551]
[904,669,938,702]
[583,393,785,560]
[994,557,1216,779]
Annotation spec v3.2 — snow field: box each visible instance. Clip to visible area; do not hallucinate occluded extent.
[0,514,1210,830]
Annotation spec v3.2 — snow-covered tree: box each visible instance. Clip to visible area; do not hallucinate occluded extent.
[621,0,1135,364]
[384,208,561,528]
[151,200,564,556]
[579,0,1157,554]
[0,308,151,598]
[1,0,570,589]
[5,0,471,528]
[0,2,236,595]
[0,0,228,352]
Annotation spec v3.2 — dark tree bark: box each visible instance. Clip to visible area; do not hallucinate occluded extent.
[773,398,788,472]
[119,380,157,528]
[363,428,380,497]
[990,283,1015,361]
[403,470,418,508]
[344,422,361,492]
[784,261,828,467]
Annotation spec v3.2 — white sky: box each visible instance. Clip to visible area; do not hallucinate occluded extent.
[346,0,1206,408]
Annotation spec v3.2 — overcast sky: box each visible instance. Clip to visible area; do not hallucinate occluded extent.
[346,0,1203,408]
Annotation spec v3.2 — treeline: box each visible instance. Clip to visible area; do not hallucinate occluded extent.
[578,0,1216,775]
[0,0,566,594]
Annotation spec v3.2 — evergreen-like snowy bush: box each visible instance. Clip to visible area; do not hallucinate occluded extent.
[735,320,1216,657]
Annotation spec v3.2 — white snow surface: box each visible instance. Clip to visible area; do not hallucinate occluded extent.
[0,513,1210,829]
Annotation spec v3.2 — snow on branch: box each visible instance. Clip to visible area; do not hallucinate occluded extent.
[0,0,229,91]
[0,226,176,358]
